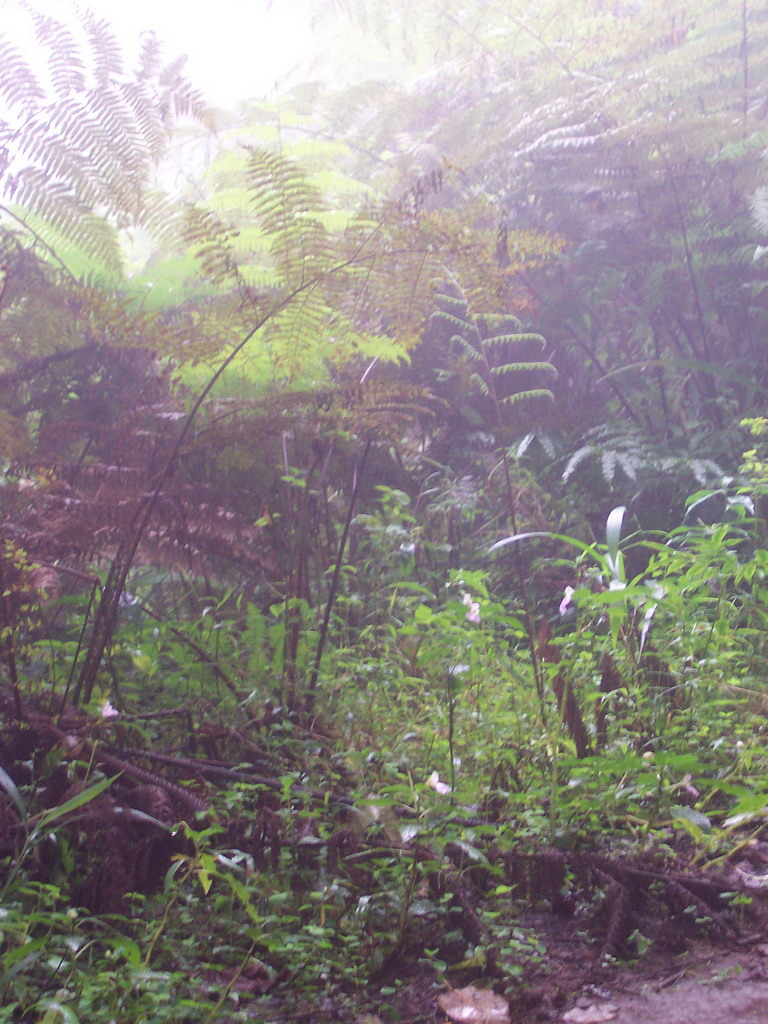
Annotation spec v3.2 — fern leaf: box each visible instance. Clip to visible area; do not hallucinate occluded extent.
[517,432,535,456]
[0,38,45,113]
[752,187,768,235]
[30,13,87,97]
[482,332,547,350]
[602,448,617,484]
[452,334,484,362]
[1,7,211,265]
[617,453,638,480]
[489,361,558,376]
[81,12,124,83]
[563,444,594,481]
[689,458,724,485]
[470,372,490,397]
[500,388,554,407]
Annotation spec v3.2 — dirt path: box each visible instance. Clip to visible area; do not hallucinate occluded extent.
[560,946,768,1024]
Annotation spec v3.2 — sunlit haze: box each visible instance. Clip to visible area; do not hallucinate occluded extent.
[3,0,322,106]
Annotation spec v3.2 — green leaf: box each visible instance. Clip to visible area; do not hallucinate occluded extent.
[34,1000,80,1024]
[448,838,489,865]
[0,764,27,825]
[31,774,119,830]
[605,505,627,581]
[500,388,554,406]
[672,805,711,833]
[489,530,594,558]
[222,874,265,926]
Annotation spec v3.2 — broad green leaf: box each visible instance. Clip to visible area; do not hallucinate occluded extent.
[31,774,119,830]
[34,1000,80,1024]
[0,764,27,825]
[672,805,711,833]
[605,505,627,581]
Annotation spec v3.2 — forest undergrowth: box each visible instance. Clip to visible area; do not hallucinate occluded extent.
[3,1,768,1021]
[3,478,768,1023]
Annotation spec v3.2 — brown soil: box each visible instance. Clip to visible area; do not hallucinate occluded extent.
[557,944,768,1024]
[510,907,768,1024]
[385,915,768,1024]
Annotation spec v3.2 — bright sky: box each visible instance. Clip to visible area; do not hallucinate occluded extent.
[3,0,323,107]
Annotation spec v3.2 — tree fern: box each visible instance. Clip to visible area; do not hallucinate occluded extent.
[321,0,768,445]
[1,4,211,270]
[430,273,556,432]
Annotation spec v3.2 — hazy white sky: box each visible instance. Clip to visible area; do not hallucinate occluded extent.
[4,0,323,106]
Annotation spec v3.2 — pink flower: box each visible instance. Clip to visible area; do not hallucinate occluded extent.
[559,586,575,616]
[462,592,481,623]
[100,699,118,718]
[681,774,699,802]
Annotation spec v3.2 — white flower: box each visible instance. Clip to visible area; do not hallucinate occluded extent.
[559,585,575,616]
[462,592,481,623]
[426,771,452,795]
[100,699,118,718]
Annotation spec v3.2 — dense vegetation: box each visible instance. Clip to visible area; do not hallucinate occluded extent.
[2,1,768,1021]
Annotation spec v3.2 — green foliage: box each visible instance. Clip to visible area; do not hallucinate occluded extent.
[741,416,768,496]
[308,0,768,532]
[4,472,768,1016]
[430,272,556,426]
[4,2,768,1017]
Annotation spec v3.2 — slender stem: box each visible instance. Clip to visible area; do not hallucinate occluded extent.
[0,206,77,280]
[0,551,23,720]
[447,685,456,795]
[666,165,710,362]
[742,0,749,119]
[306,438,372,704]
[570,330,645,429]
[59,577,99,713]
[476,331,547,712]
[651,324,671,432]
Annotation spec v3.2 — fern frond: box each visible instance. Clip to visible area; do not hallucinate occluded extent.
[452,334,484,362]
[433,289,468,314]
[490,362,557,376]
[135,30,162,80]
[118,81,167,161]
[516,430,558,460]
[243,148,336,289]
[616,453,639,480]
[563,445,595,481]
[476,312,523,332]
[0,38,44,114]
[500,388,555,407]
[482,332,547,350]
[689,458,726,486]
[430,310,476,334]
[81,12,124,84]
[182,205,243,287]
[1,7,211,265]
[751,187,768,235]
[7,170,122,271]
[602,448,617,484]
[30,12,87,97]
